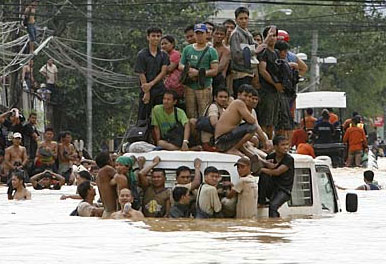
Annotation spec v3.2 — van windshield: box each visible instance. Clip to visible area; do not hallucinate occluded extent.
[315,166,337,213]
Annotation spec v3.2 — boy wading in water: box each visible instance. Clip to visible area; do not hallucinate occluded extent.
[258,135,294,217]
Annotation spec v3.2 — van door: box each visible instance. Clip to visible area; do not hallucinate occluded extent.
[315,165,339,213]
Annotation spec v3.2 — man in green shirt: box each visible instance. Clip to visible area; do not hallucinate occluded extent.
[151,90,190,150]
[179,23,219,119]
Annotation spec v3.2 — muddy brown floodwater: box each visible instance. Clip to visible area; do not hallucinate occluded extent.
[1,158,386,264]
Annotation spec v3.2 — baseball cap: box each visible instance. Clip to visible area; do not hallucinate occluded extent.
[13,132,22,139]
[194,23,207,33]
[234,157,251,167]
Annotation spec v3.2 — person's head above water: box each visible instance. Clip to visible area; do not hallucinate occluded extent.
[364,170,374,183]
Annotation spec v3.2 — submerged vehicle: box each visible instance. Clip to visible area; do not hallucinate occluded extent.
[125,151,357,218]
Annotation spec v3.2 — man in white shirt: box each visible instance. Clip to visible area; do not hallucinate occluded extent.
[39,58,58,91]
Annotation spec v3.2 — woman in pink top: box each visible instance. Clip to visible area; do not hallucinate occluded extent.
[161,35,184,98]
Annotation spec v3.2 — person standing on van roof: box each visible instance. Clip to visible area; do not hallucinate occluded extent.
[343,115,367,167]
[258,135,294,218]
[196,166,222,218]
[226,157,258,218]
[138,156,171,217]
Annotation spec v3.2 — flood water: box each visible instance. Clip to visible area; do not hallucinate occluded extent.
[1,158,386,264]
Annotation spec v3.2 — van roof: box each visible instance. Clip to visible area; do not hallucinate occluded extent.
[125,151,316,166]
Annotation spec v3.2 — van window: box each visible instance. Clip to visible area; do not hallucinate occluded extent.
[316,166,337,213]
[288,168,313,207]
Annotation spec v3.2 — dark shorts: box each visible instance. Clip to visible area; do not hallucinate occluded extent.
[276,93,294,130]
[27,24,36,42]
[257,88,279,127]
[215,123,257,152]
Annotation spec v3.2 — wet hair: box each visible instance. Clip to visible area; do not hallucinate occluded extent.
[77,180,92,200]
[45,127,54,133]
[263,26,279,38]
[252,31,263,39]
[273,135,288,146]
[95,151,111,168]
[204,21,215,28]
[161,35,176,48]
[223,19,236,27]
[204,166,218,175]
[235,6,249,18]
[214,25,227,34]
[275,40,290,51]
[215,87,230,97]
[7,170,26,199]
[164,90,178,101]
[172,186,189,202]
[152,168,166,177]
[364,170,374,182]
[184,25,194,33]
[78,170,92,181]
[147,27,162,36]
[240,84,256,96]
[176,166,191,177]
[306,108,313,115]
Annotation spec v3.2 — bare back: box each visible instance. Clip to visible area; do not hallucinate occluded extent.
[96,165,118,218]
[215,100,255,138]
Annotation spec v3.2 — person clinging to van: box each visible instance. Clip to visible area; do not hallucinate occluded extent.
[196,166,222,218]
[225,157,258,218]
[258,135,294,218]
[169,187,191,218]
[138,156,171,217]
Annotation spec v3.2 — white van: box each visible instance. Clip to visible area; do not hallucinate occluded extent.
[125,151,347,218]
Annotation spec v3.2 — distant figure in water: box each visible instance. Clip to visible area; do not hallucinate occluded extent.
[8,170,31,200]
[337,170,380,191]
[111,188,144,221]
[356,170,380,190]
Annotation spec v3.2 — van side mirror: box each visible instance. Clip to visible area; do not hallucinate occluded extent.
[346,193,358,212]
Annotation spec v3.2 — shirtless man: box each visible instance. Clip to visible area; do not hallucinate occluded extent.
[8,170,31,200]
[30,170,65,190]
[24,0,38,53]
[213,25,231,78]
[4,133,28,176]
[58,132,77,184]
[215,86,267,158]
[109,155,143,210]
[95,152,117,218]
[35,128,57,173]
[111,188,144,221]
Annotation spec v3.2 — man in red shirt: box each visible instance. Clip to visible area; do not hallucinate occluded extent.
[291,122,307,148]
[343,115,368,167]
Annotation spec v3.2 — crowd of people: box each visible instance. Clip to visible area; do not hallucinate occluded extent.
[4,5,382,221]
[130,6,308,171]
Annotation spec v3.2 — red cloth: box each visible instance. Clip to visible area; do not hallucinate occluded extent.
[329,113,339,124]
[291,128,307,147]
[297,143,316,158]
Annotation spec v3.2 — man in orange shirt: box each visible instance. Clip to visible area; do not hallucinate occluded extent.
[291,122,307,148]
[300,108,317,130]
[343,115,368,167]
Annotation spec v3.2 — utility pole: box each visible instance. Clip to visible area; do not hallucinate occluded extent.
[86,0,93,156]
[310,30,319,92]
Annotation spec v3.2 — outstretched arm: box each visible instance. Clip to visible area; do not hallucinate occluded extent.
[190,158,202,190]
[138,156,160,189]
